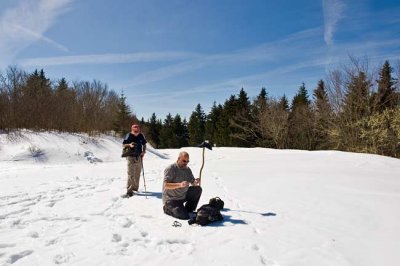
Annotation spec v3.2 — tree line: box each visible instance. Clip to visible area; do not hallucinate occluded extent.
[1,58,399,158]
[0,67,138,134]
[140,58,400,158]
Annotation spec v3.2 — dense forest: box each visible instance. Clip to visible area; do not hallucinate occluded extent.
[1,58,399,158]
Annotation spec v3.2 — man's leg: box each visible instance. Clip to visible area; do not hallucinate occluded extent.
[126,157,135,195]
[163,200,190,220]
[131,157,142,191]
[184,186,202,212]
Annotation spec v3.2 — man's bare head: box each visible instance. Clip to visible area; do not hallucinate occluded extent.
[177,151,190,168]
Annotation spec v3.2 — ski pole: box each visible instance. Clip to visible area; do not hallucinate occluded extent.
[141,157,148,199]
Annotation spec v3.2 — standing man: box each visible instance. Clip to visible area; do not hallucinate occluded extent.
[163,151,202,220]
[122,124,147,198]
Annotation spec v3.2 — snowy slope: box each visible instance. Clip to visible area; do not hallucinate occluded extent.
[0,131,400,266]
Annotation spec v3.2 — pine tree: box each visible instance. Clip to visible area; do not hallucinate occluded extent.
[279,94,289,111]
[188,103,206,146]
[288,83,314,150]
[313,80,332,149]
[374,60,397,112]
[230,88,254,146]
[113,92,132,136]
[251,88,269,145]
[215,95,237,146]
[338,71,372,151]
[172,114,189,147]
[54,78,77,132]
[291,83,310,107]
[205,101,222,146]
[147,113,161,148]
[236,88,251,112]
[343,71,371,121]
[159,113,175,148]
[21,69,52,129]
[252,88,268,114]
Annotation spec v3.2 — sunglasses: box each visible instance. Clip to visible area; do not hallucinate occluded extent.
[181,160,189,163]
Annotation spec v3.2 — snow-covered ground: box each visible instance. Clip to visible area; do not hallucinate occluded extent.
[1,130,399,266]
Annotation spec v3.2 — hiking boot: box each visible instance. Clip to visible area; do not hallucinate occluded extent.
[188,212,197,219]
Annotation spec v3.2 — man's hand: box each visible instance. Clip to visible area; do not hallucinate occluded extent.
[129,142,135,148]
[192,178,200,186]
[181,181,189,188]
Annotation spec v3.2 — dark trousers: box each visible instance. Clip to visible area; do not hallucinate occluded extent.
[163,186,202,220]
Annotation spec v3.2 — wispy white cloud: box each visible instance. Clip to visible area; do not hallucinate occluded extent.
[12,24,69,52]
[129,34,400,103]
[322,0,345,45]
[136,58,330,102]
[19,51,200,67]
[0,0,73,67]
[121,28,324,88]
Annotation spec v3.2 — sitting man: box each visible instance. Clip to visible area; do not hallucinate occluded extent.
[162,151,202,220]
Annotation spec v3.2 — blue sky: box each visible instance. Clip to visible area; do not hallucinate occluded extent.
[1,0,399,120]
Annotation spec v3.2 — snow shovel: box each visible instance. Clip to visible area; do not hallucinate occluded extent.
[198,140,212,186]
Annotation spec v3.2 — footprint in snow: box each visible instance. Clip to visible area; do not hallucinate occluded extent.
[116,217,134,228]
[53,252,74,264]
[112,234,122,242]
[45,238,58,246]
[27,231,39,238]
[6,250,34,264]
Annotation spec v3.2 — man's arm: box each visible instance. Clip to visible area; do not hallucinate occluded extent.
[141,143,146,156]
[191,178,200,186]
[164,181,188,190]
[123,143,135,148]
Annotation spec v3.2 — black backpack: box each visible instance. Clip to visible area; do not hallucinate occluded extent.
[188,197,224,226]
[209,197,224,210]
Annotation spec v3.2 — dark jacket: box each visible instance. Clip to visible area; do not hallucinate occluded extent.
[122,133,147,157]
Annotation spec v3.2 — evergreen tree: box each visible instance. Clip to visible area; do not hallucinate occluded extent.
[205,101,222,146]
[236,88,251,112]
[338,71,372,151]
[54,78,77,132]
[313,80,332,149]
[21,69,52,129]
[230,88,256,146]
[188,103,206,146]
[147,113,161,148]
[113,92,132,136]
[159,113,175,148]
[182,118,189,146]
[288,83,314,149]
[215,95,237,146]
[279,94,289,111]
[374,60,397,112]
[291,83,310,107]
[172,114,188,147]
[343,71,371,121]
[252,87,268,114]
